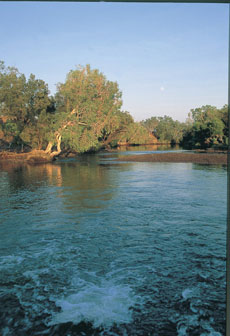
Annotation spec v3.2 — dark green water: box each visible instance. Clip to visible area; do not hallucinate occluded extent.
[0,150,226,335]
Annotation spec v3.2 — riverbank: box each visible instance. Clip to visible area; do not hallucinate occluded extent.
[116,152,227,165]
[0,148,228,165]
[0,150,54,164]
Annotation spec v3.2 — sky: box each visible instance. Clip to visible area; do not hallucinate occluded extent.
[0,2,229,122]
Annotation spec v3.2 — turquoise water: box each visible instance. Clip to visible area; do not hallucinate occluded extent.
[0,151,226,335]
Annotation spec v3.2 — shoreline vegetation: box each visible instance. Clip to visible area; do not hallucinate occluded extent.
[0,61,228,163]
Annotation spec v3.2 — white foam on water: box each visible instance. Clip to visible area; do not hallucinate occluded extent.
[182,288,194,300]
[177,324,187,336]
[199,321,223,336]
[177,309,223,336]
[0,255,24,267]
[50,281,136,328]
[22,270,41,287]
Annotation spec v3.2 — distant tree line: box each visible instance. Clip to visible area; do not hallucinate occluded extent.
[141,105,228,149]
[141,116,186,145]
[0,60,228,155]
[0,61,156,155]
[181,105,228,149]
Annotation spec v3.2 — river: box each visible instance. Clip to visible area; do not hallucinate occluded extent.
[0,147,226,335]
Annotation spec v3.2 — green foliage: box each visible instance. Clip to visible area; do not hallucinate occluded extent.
[3,120,20,137]
[141,116,159,134]
[142,115,184,144]
[182,105,226,149]
[0,61,26,124]
[219,104,228,140]
[25,74,50,124]
[110,122,153,145]
[142,106,228,149]
[53,64,124,153]
[0,61,52,149]
[1,60,227,154]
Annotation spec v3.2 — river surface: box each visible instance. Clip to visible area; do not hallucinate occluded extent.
[0,147,226,335]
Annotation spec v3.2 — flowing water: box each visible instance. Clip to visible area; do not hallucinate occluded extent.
[0,148,226,335]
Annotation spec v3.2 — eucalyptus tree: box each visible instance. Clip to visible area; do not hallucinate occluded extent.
[45,65,123,155]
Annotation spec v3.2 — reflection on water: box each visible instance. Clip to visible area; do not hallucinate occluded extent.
[115,144,181,152]
[98,144,185,162]
[56,162,119,212]
[0,162,63,191]
[0,154,226,336]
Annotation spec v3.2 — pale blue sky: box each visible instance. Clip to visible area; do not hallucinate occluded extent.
[1,2,228,122]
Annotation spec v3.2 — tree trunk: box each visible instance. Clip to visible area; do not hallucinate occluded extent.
[49,133,62,158]
[56,134,62,153]
[45,141,53,154]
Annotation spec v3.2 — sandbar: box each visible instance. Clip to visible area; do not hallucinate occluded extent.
[116,152,227,165]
